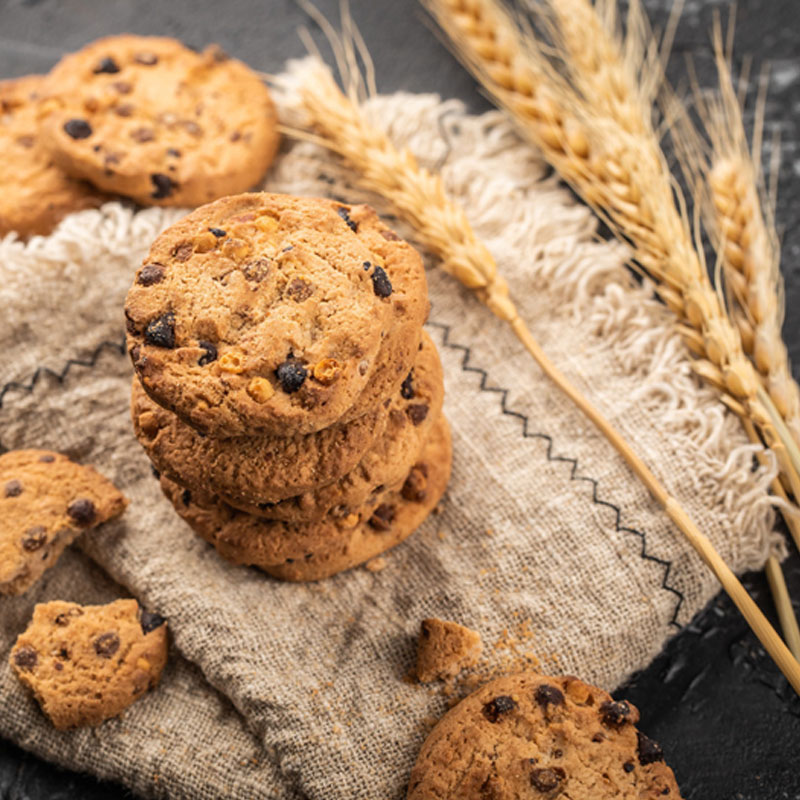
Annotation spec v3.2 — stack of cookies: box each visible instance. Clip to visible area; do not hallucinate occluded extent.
[126,192,452,581]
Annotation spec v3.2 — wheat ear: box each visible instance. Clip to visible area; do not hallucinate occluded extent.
[425,0,800,508]
[281,50,800,692]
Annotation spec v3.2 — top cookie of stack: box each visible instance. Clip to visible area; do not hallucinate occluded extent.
[126,193,431,437]
[1,35,279,237]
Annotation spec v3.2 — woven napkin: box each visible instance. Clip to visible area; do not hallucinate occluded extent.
[0,64,783,799]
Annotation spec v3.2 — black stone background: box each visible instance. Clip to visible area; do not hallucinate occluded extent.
[0,0,798,797]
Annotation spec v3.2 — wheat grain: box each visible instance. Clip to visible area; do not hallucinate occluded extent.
[426,0,800,498]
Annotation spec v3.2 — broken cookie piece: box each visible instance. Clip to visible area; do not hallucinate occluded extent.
[10,599,168,729]
[416,618,482,683]
[0,450,127,596]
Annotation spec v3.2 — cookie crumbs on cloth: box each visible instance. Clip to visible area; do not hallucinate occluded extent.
[10,598,167,730]
[416,619,483,683]
[0,450,127,596]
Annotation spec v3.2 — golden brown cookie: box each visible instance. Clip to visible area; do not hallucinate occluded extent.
[407,672,683,800]
[10,599,167,730]
[248,330,444,521]
[0,75,104,238]
[40,35,278,206]
[416,619,482,683]
[0,450,127,596]
[132,377,388,506]
[160,414,452,581]
[124,194,429,438]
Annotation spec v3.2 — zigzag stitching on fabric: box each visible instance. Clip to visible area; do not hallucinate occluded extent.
[0,338,126,453]
[426,319,684,629]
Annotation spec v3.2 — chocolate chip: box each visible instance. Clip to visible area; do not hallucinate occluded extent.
[198,341,218,366]
[623,761,635,773]
[94,632,120,658]
[166,147,182,157]
[125,309,139,335]
[592,733,604,743]
[535,684,565,709]
[140,610,166,634]
[145,312,176,348]
[93,56,120,74]
[172,241,193,261]
[230,130,242,142]
[275,360,307,393]
[401,464,428,503]
[400,371,414,400]
[54,662,64,671]
[135,52,158,66]
[241,258,271,283]
[112,80,132,94]
[55,608,82,626]
[600,700,632,727]
[368,504,395,531]
[637,731,665,765]
[371,265,392,297]
[209,227,226,237]
[67,498,96,526]
[39,454,55,463]
[530,767,565,792]
[181,489,192,506]
[4,479,23,498]
[336,206,358,232]
[13,646,38,671]
[131,127,155,143]
[114,103,134,117]
[151,173,175,199]
[286,278,314,302]
[64,119,92,139]
[21,526,47,552]
[406,404,429,426]
[482,695,517,723]
[137,263,165,286]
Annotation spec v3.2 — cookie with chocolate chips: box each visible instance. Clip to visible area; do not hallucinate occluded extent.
[10,599,167,729]
[40,35,278,206]
[0,450,127,596]
[0,75,104,238]
[407,672,683,799]
[158,414,451,582]
[154,329,442,521]
[125,193,429,437]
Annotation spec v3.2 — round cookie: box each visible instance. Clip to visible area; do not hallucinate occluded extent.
[132,378,388,506]
[125,193,428,437]
[41,35,278,206]
[407,672,683,800]
[0,75,104,238]
[249,329,443,521]
[160,414,452,581]
[0,450,128,596]
[10,599,167,730]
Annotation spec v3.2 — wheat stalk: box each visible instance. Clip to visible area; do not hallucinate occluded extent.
[425,0,800,510]
[280,44,800,692]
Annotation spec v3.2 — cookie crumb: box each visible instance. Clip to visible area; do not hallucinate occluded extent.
[365,556,388,573]
[416,618,483,683]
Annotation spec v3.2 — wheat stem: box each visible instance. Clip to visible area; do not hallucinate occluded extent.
[425,0,800,504]
[283,54,800,694]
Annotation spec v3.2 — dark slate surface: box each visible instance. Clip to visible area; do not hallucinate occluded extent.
[1,0,799,797]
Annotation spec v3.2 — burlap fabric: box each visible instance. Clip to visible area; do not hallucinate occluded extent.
[0,62,784,799]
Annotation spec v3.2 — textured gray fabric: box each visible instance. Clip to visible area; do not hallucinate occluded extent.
[0,83,782,799]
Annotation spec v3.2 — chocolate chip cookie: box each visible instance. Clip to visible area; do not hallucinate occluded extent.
[160,414,451,581]
[0,75,104,238]
[41,35,278,206]
[10,599,167,729]
[407,672,683,799]
[125,193,428,437]
[0,450,127,596]
[131,377,388,506]
[244,330,444,521]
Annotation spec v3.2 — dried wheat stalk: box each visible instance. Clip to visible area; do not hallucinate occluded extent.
[283,51,800,692]
[425,0,800,504]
